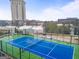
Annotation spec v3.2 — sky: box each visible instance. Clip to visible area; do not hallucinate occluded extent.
[0,0,79,21]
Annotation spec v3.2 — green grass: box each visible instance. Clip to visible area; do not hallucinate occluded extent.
[0,34,79,59]
[74,44,79,59]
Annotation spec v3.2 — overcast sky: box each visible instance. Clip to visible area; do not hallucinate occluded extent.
[0,0,79,21]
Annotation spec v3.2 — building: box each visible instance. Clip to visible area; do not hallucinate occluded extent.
[25,20,44,26]
[58,18,79,24]
[0,20,11,26]
[58,18,79,35]
[10,0,26,26]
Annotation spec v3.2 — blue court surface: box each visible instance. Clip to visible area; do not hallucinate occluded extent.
[8,36,74,59]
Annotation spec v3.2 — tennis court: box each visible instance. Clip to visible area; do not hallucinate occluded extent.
[8,36,74,59]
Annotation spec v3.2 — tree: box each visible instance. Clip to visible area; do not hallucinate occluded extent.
[44,22,57,33]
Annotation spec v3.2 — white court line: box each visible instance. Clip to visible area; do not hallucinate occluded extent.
[12,38,53,49]
[9,42,24,48]
[9,39,57,59]
[10,39,43,49]
[10,37,56,50]
[10,36,33,44]
[11,39,26,44]
[8,36,25,42]
[28,48,56,59]
[16,38,32,44]
[36,41,57,49]
[9,39,32,48]
[47,44,58,56]
[23,40,43,48]
[15,36,41,44]
[72,46,75,59]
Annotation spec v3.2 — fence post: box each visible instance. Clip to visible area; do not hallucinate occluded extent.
[19,48,21,59]
[29,51,30,59]
[0,40,3,51]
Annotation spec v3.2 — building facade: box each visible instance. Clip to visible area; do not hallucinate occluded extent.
[10,0,26,26]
